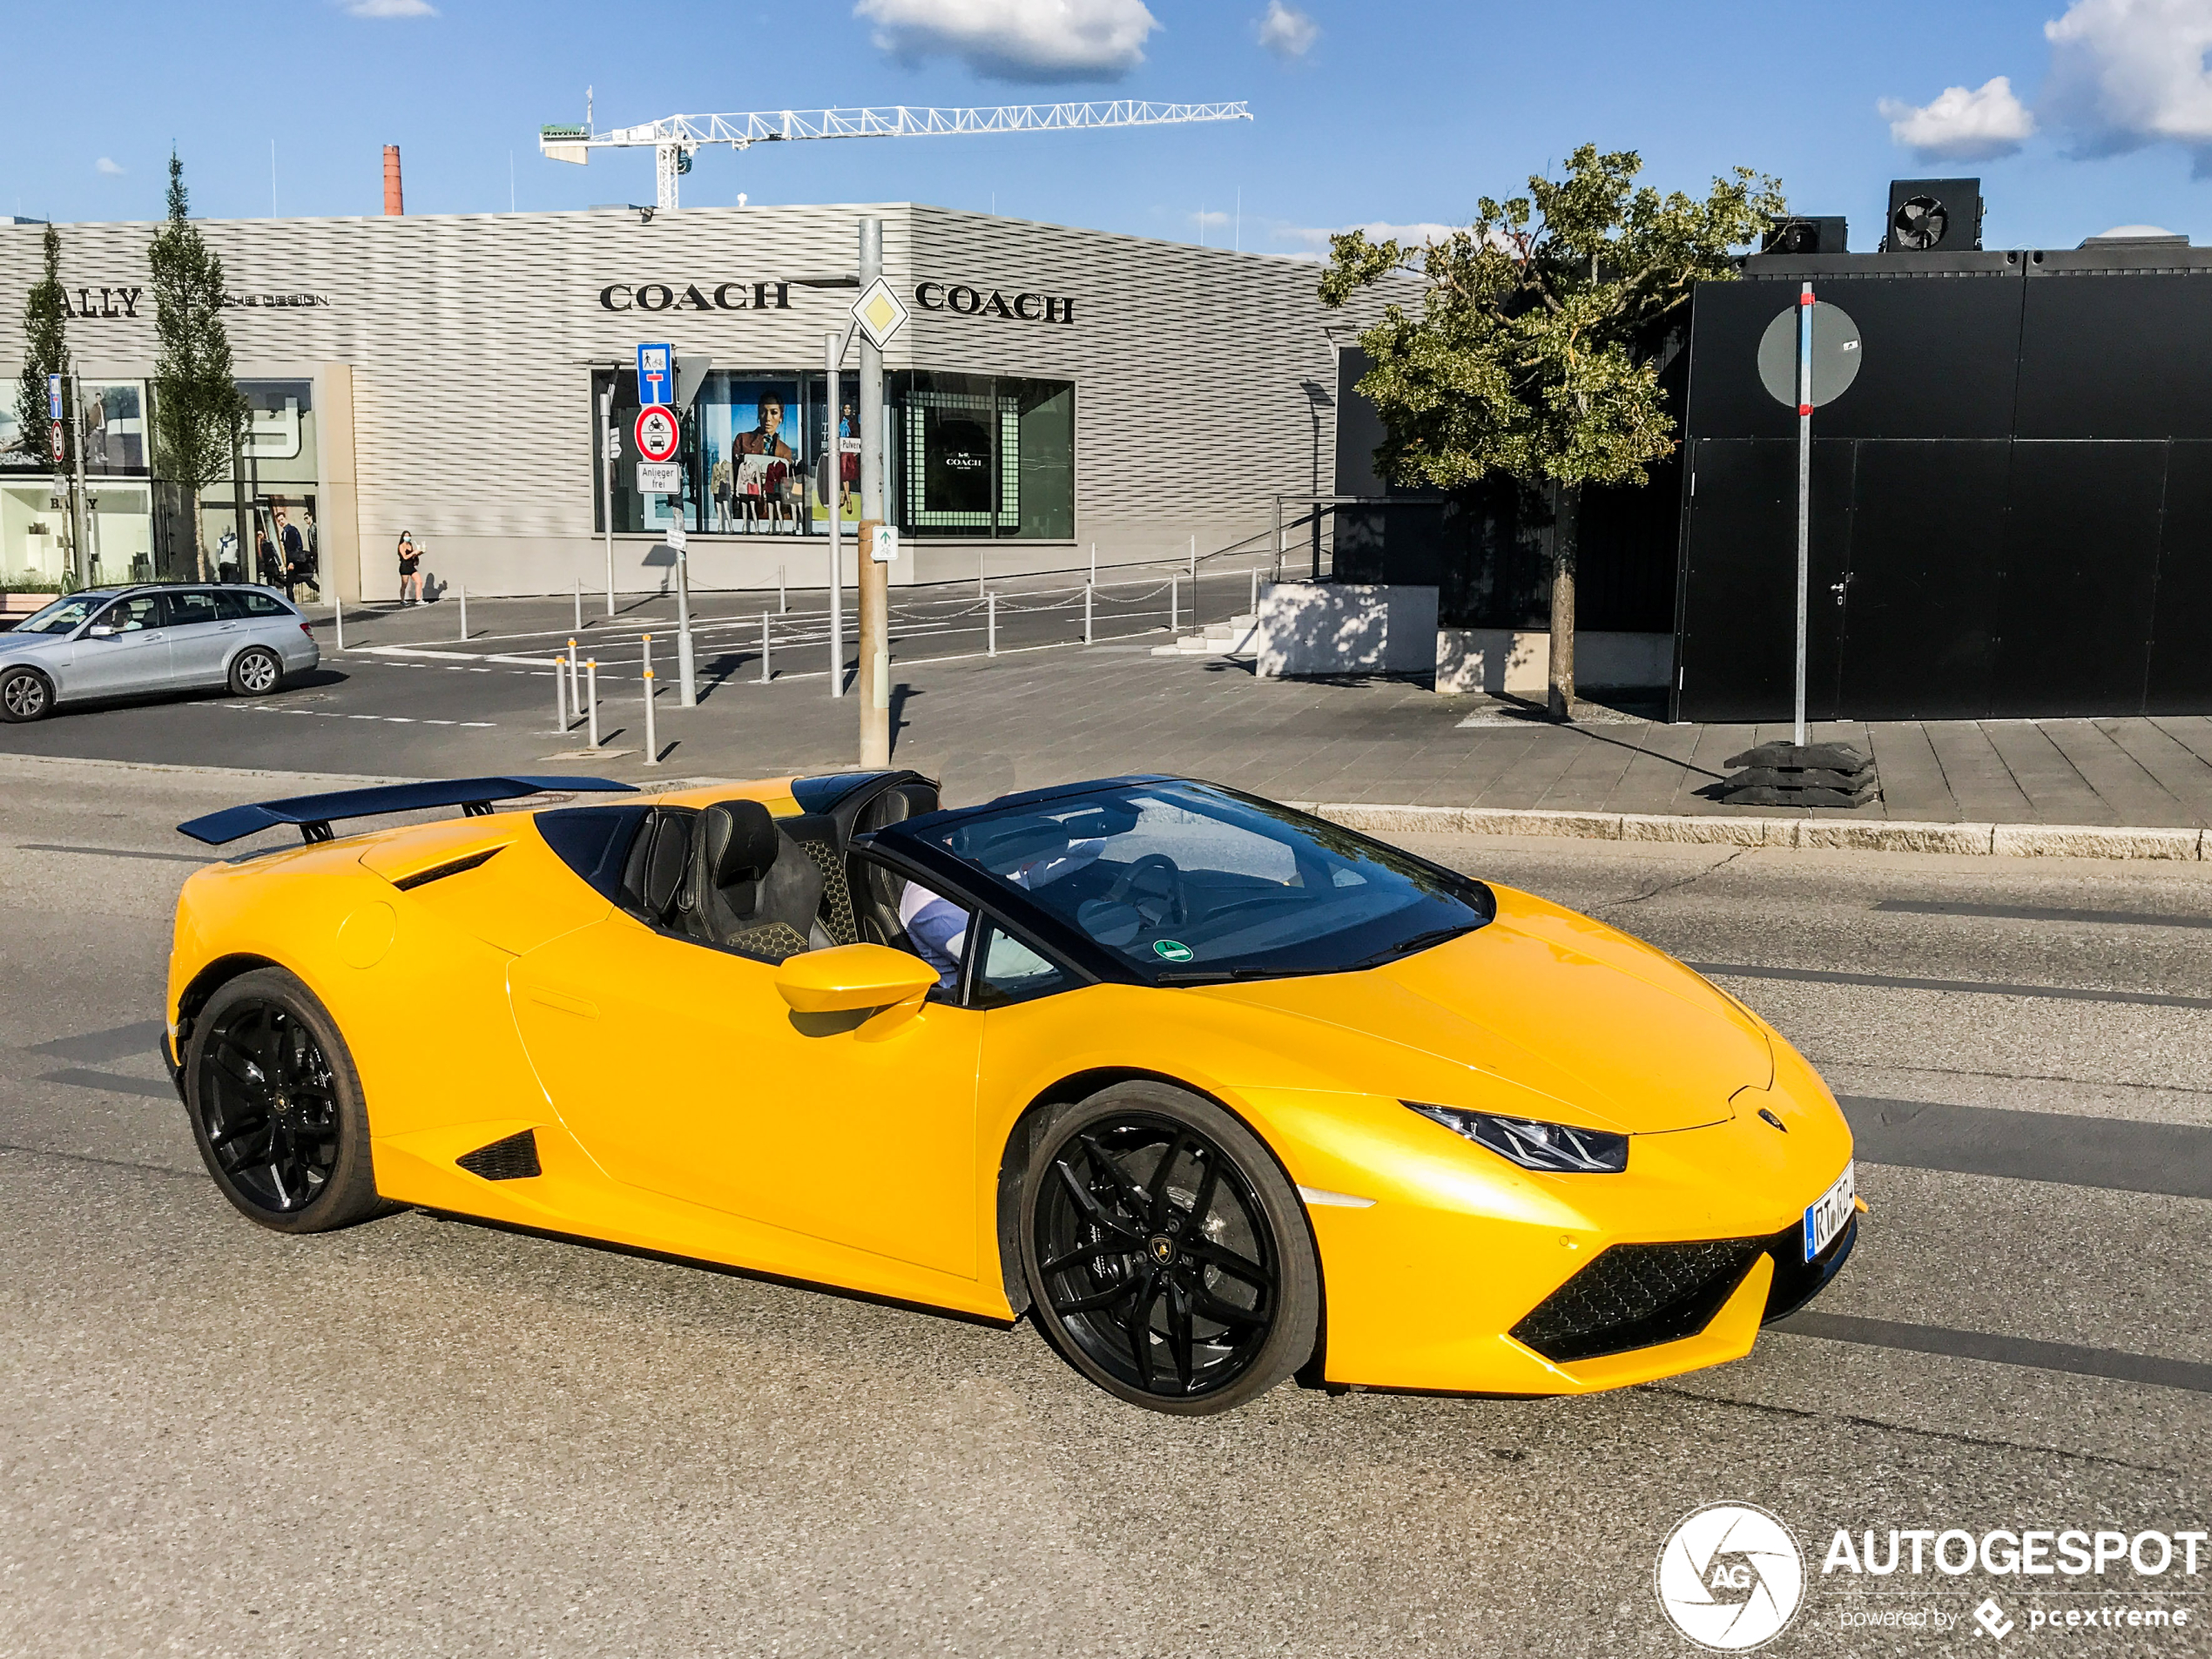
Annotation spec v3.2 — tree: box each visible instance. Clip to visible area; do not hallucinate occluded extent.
[12,224,71,473]
[1320,144,1783,718]
[148,152,244,582]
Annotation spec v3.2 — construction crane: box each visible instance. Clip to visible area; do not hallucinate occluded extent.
[539,99,1253,212]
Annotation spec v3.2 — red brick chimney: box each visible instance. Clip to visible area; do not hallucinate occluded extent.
[383,145,404,216]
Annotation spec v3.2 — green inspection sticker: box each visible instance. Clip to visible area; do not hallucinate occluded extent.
[1153,940,1195,962]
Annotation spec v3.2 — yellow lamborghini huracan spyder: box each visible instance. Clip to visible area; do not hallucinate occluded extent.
[165,769,1858,1414]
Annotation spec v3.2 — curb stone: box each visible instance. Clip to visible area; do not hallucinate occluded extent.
[1298,802,2209,861]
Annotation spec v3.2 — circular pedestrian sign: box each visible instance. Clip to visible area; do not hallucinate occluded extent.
[1757,301,1862,409]
[634,404,681,463]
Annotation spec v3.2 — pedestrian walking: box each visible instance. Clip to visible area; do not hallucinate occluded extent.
[276,506,316,603]
[396,530,423,605]
[215,527,240,584]
[255,523,283,590]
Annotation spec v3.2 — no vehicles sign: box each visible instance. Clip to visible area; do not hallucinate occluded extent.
[634,405,681,463]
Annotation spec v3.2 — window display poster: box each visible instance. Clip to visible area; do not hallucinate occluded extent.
[699,376,801,532]
[810,390,863,525]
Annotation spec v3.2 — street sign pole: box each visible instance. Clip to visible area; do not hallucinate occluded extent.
[599,388,616,617]
[825,332,844,700]
[848,220,910,768]
[70,374,91,589]
[1794,281,1812,748]
[671,520,697,707]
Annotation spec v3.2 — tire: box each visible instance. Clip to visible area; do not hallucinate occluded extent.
[0,665,52,723]
[228,646,282,697]
[1020,1081,1320,1415]
[182,967,389,1234]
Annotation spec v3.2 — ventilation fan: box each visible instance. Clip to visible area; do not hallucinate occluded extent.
[1890,196,1946,250]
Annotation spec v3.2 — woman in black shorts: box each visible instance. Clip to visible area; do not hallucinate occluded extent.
[397,530,422,605]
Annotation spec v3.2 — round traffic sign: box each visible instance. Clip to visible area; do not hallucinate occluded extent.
[1757,300,1862,409]
[634,404,681,463]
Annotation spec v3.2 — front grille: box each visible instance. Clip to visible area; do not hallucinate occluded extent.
[456,1129,542,1181]
[1511,1238,1767,1363]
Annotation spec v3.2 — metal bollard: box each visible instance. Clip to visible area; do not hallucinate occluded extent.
[1089,543,1096,586]
[567,637,581,714]
[458,581,468,641]
[642,631,652,683]
[760,611,772,684]
[643,667,658,764]
[574,578,583,633]
[1084,582,1093,644]
[333,592,345,652]
[585,659,599,747]
[1250,567,1259,616]
[779,564,787,614]
[1170,577,1179,636]
[1190,535,1197,583]
[555,654,569,732]
[988,590,997,657]
[978,551,986,598]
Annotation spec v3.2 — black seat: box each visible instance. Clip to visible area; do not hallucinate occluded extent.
[685,800,856,961]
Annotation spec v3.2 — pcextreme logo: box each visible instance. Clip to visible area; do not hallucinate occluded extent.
[1656,1503,1806,1650]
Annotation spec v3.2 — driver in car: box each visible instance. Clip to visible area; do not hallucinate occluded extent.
[901,817,1108,985]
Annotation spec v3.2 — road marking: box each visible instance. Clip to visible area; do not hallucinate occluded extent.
[359,644,485,661]
[1773,1311,2212,1394]
[1841,1095,2212,1198]
[1691,961,2212,1011]
[1875,899,2212,930]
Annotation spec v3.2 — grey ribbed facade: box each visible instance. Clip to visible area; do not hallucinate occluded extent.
[1,203,1393,600]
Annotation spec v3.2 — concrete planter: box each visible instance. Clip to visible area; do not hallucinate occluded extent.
[1254,583,1439,678]
[1434,628,1673,697]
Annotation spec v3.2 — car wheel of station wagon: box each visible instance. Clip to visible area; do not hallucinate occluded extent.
[229,647,282,697]
[0,665,52,722]
[1021,1082,1320,1415]
[184,968,388,1234]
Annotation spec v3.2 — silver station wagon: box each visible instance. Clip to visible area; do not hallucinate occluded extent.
[0,585,320,723]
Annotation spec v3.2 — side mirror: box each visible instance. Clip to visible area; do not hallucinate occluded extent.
[774,942,939,1014]
[87,624,118,638]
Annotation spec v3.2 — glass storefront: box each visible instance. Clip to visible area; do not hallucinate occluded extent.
[593,367,1075,542]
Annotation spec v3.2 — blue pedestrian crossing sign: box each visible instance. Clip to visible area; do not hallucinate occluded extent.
[637,343,674,408]
[48,374,63,420]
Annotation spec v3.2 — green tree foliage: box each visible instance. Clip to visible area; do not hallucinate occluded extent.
[148,152,244,580]
[12,224,72,470]
[1321,144,1783,716]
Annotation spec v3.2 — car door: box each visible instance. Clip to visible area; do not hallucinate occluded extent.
[164,588,237,685]
[509,911,986,1278]
[65,593,174,695]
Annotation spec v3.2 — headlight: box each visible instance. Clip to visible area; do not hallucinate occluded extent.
[1403,1101,1629,1172]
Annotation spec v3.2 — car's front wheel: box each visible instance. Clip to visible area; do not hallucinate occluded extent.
[1020,1082,1320,1414]
[183,968,388,1233]
[228,646,282,697]
[0,665,53,722]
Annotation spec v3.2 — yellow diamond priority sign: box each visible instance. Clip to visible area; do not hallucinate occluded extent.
[852,277,909,350]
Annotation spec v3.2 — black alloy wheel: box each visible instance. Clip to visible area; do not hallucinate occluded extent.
[0,665,52,723]
[184,968,388,1234]
[1021,1082,1319,1414]
[229,647,282,697]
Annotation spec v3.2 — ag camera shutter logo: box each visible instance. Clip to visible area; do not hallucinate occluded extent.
[1656,1502,1805,1650]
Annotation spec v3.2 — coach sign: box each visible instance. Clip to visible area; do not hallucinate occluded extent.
[914,281,1074,324]
[598,282,793,313]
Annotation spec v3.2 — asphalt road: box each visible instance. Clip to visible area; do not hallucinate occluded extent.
[3,757,2208,1657]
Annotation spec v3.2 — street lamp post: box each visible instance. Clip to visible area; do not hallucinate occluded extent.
[857,217,890,768]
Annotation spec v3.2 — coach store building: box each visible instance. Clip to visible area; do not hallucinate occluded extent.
[0,203,1379,601]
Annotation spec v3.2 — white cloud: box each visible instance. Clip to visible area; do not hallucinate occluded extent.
[1878,75,2037,159]
[1191,208,1231,227]
[2044,0,2212,162]
[855,0,1157,81]
[1257,0,1318,59]
[95,157,124,176]
[1280,219,1463,251]
[344,0,437,16]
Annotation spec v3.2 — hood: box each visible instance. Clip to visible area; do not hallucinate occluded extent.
[0,629,58,654]
[1208,886,1771,1134]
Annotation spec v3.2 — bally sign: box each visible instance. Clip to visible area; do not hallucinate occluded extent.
[914,282,1073,324]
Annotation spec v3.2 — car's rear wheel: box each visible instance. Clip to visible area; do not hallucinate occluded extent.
[1020,1082,1319,1414]
[0,665,52,723]
[183,968,388,1233]
[229,647,282,697]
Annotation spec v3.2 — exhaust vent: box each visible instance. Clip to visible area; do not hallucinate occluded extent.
[456,1129,542,1181]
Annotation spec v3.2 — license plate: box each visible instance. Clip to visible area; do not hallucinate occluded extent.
[1804,1161,1855,1262]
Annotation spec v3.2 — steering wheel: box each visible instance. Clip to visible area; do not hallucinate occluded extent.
[1105,853,1186,927]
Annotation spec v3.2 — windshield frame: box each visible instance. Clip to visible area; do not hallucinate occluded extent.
[867,776,1495,988]
[9,591,118,637]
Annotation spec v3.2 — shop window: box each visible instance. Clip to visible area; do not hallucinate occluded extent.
[890,372,1073,540]
[594,368,819,538]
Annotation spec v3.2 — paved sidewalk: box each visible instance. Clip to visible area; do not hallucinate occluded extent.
[10,588,2212,831]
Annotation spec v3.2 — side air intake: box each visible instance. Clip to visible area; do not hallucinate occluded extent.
[455,1129,542,1181]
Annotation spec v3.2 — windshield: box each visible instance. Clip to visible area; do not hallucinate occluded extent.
[914,781,1494,982]
[11,595,106,636]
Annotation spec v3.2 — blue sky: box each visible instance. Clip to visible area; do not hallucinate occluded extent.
[10,0,2212,253]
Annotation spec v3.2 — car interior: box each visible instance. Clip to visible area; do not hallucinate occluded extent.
[609,776,948,968]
